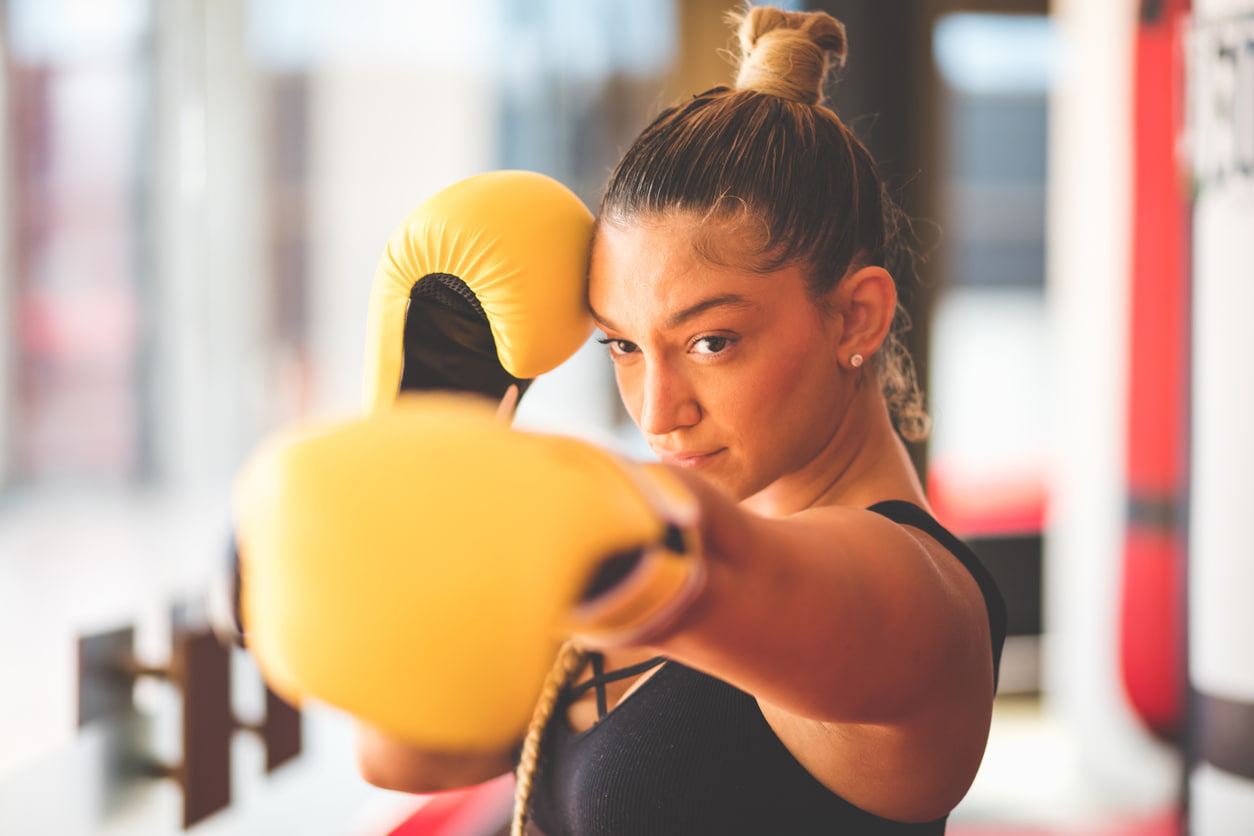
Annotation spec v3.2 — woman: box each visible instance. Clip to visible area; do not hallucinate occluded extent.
[358,7,1006,834]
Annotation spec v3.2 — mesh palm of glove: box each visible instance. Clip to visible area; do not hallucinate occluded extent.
[233,395,705,752]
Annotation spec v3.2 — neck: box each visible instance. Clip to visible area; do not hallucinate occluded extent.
[741,382,925,518]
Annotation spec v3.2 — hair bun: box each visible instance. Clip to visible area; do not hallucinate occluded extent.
[731,6,847,106]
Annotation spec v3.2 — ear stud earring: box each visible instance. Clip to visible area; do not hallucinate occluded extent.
[849,354,864,368]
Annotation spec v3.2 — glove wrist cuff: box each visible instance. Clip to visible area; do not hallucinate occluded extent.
[567,461,705,648]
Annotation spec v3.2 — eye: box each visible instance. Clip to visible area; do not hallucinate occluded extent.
[595,336,639,356]
[691,335,732,355]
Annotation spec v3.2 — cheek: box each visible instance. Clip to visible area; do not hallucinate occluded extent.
[743,337,830,405]
[738,340,844,445]
[612,364,643,422]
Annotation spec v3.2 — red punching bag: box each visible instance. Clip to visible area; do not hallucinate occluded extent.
[1118,0,1191,740]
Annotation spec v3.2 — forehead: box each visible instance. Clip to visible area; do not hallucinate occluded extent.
[588,215,778,317]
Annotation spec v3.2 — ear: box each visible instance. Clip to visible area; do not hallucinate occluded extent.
[829,265,897,369]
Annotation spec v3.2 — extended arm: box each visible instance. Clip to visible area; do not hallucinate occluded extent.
[636,469,996,821]
[234,400,994,813]
[650,471,994,725]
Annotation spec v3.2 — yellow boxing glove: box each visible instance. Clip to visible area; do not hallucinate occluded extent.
[362,170,595,412]
[233,395,704,752]
[215,172,593,647]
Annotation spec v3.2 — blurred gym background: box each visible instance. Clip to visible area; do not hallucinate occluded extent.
[0,0,1249,833]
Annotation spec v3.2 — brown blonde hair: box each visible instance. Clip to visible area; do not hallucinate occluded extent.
[600,6,930,441]
[511,642,587,836]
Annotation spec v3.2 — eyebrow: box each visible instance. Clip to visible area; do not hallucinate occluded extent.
[590,294,758,333]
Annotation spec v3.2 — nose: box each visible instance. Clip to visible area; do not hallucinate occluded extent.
[638,358,700,437]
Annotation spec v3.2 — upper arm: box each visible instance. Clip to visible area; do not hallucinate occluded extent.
[653,496,996,820]
[753,514,997,820]
[354,723,518,794]
[654,490,995,726]
[800,509,995,718]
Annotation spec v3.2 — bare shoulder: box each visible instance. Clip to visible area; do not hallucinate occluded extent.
[758,504,996,822]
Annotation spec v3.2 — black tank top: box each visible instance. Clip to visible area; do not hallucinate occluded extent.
[527,501,1008,836]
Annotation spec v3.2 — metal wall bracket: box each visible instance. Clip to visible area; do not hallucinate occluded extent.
[78,622,302,828]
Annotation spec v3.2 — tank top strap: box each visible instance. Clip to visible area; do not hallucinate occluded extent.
[866,500,963,551]
[566,653,668,720]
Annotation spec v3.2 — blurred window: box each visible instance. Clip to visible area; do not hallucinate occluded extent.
[928,13,1056,538]
[498,0,677,200]
[6,0,152,485]
[0,0,692,490]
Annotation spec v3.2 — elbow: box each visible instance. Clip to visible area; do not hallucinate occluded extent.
[354,750,427,794]
[357,762,414,793]
[354,724,516,794]
[355,752,505,795]
[354,742,439,794]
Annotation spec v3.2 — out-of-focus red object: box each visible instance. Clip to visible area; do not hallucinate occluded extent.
[927,462,1046,539]
[1118,0,1191,741]
[948,807,1179,836]
[383,775,514,836]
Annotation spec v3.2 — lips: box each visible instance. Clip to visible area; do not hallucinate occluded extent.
[656,448,725,468]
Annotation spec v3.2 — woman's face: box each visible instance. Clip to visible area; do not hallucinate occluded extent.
[588,214,851,503]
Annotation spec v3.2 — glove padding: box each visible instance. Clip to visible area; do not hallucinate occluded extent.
[362,170,595,412]
[216,172,594,647]
[233,394,704,751]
